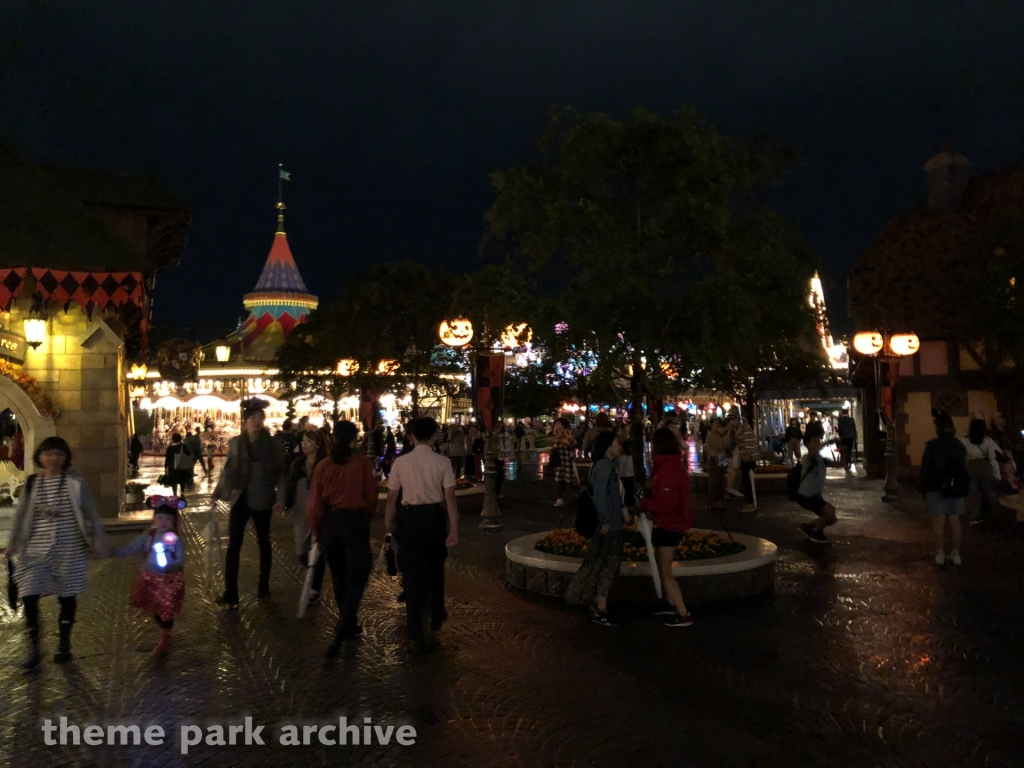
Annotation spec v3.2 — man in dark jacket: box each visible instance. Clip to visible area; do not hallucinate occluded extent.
[919,414,968,567]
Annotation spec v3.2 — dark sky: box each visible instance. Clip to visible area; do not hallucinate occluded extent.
[2,2,1022,334]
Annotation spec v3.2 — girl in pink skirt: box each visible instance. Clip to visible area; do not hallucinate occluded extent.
[112,496,187,655]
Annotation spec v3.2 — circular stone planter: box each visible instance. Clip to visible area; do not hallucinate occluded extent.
[505,529,779,605]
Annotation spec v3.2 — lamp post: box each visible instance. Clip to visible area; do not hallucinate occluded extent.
[852,330,919,502]
[440,317,504,532]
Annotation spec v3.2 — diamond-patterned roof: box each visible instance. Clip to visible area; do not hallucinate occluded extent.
[252,232,312,294]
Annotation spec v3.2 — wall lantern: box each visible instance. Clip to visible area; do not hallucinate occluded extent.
[23,318,46,350]
[439,318,474,347]
[852,331,885,356]
[128,363,148,380]
[888,333,921,357]
[215,345,231,363]
[336,359,358,376]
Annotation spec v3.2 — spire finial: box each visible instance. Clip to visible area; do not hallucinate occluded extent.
[276,163,291,234]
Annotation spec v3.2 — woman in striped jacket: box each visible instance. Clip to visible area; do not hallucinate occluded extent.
[5,436,108,670]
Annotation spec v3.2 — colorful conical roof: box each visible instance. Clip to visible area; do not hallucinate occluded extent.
[240,211,318,360]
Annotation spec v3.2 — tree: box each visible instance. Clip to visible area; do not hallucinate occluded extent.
[276,262,466,423]
[686,208,833,421]
[483,104,808,418]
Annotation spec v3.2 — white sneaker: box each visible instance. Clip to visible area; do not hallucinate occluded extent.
[553,499,565,507]
[935,552,945,566]
[727,489,744,498]
[949,551,962,566]
[739,505,757,514]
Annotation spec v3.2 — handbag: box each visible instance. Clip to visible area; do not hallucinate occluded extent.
[715,453,731,468]
[174,445,196,472]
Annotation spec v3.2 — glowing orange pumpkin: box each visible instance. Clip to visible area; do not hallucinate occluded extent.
[439,318,474,347]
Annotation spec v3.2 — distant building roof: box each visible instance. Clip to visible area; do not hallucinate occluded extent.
[0,143,190,274]
[848,159,1024,339]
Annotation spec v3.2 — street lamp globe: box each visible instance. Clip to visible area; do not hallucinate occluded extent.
[889,333,921,357]
[852,331,884,356]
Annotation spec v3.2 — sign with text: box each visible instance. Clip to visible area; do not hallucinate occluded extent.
[0,330,27,362]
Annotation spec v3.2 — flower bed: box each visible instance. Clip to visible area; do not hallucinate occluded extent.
[535,527,745,562]
[752,463,789,475]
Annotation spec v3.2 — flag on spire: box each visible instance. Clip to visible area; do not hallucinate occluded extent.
[279,168,291,181]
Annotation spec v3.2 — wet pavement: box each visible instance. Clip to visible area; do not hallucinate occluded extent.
[1,456,1022,767]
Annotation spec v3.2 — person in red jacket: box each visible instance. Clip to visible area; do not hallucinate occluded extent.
[639,427,694,627]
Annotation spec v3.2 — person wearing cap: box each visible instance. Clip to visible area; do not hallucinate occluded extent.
[110,495,187,655]
[212,399,286,607]
[384,417,459,654]
[5,436,109,669]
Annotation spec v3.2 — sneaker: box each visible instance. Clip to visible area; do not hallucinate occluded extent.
[949,551,961,566]
[553,499,565,507]
[935,551,945,566]
[727,489,744,498]
[798,523,815,540]
[307,590,321,605]
[664,613,694,627]
[739,504,757,514]
[808,530,832,545]
[651,607,677,616]
[215,594,239,608]
[591,611,619,627]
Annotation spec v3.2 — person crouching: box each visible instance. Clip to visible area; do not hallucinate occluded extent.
[111,496,187,655]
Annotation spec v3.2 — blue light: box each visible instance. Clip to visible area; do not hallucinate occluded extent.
[153,541,167,569]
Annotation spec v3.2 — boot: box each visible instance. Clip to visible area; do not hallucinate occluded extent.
[53,620,73,664]
[24,625,41,671]
[153,628,172,656]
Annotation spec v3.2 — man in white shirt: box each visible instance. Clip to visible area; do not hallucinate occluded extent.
[385,417,459,652]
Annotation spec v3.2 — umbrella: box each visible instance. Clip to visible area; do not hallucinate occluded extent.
[202,503,226,594]
[297,542,321,619]
[7,558,18,612]
[749,469,758,511]
[637,513,663,599]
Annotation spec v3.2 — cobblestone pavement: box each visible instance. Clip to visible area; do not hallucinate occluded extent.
[1,460,1022,767]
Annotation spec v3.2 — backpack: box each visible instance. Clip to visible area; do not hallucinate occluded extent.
[787,461,806,501]
[941,459,970,499]
[574,474,599,539]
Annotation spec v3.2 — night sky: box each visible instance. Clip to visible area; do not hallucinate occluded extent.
[2,2,1022,333]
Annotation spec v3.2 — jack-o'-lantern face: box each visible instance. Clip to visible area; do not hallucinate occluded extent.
[660,361,678,379]
[336,359,358,376]
[889,333,920,357]
[377,359,400,375]
[500,323,532,350]
[852,331,884,356]
[439,318,474,347]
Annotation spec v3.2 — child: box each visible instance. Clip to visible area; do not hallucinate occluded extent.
[112,496,187,654]
[795,435,838,544]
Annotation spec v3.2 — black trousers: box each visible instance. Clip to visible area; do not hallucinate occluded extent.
[395,504,448,642]
[224,498,273,601]
[319,508,372,633]
[23,595,77,632]
[740,461,757,504]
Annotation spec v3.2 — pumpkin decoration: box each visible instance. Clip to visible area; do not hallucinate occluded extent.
[852,331,884,356]
[888,333,920,357]
[376,359,400,375]
[336,359,358,376]
[439,317,474,347]
[500,323,532,350]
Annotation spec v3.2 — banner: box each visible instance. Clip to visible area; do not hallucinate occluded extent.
[473,353,505,432]
[879,360,900,426]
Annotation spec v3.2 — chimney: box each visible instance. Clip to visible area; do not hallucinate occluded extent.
[923,144,972,210]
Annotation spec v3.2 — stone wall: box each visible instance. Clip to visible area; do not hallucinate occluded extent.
[16,305,126,518]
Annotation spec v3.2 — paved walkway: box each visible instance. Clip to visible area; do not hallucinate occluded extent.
[1,463,1022,767]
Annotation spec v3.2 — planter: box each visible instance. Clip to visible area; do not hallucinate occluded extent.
[506,529,779,605]
[125,492,145,504]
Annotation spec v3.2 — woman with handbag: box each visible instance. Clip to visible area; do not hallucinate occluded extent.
[704,418,732,511]
[287,429,329,605]
[564,431,625,627]
[5,436,109,669]
[163,433,193,499]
